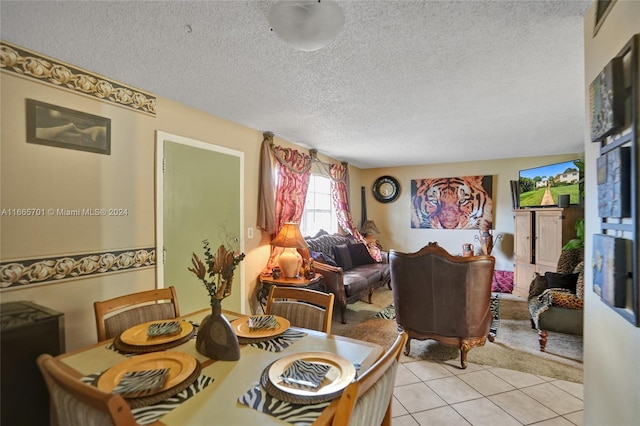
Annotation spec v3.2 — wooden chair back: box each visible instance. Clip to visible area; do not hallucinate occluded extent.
[93,286,180,342]
[332,331,408,426]
[265,286,335,334]
[37,354,139,426]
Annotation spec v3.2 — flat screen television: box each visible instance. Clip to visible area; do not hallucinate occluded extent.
[518,159,582,208]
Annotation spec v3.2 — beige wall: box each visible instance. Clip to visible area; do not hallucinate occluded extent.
[359,154,581,271]
[582,1,640,424]
[0,69,268,350]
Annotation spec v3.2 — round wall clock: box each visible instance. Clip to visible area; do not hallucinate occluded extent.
[372,176,400,203]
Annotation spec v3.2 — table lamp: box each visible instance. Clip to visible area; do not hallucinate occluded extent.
[360,219,380,240]
[271,222,309,278]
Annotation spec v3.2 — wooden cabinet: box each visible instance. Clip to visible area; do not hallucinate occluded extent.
[1,301,65,426]
[512,208,583,297]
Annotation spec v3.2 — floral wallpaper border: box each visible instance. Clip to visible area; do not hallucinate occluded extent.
[0,247,156,289]
[0,40,156,115]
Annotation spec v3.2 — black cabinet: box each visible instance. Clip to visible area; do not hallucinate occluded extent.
[1,301,65,426]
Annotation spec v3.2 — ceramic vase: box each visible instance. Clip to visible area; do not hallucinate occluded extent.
[196,297,240,361]
[479,230,494,255]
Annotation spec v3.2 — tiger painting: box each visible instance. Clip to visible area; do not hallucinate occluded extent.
[411,176,493,229]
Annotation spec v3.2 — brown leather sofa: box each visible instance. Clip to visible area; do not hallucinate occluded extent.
[304,231,390,323]
[390,242,495,369]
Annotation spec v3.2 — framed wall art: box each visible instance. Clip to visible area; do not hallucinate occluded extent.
[593,0,617,36]
[597,146,631,218]
[589,57,624,142]
[593,234,631,308]
[410,175,493,230]
[26,99,111,155]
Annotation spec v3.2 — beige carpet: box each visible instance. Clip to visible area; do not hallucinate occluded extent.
[331,288,583,383]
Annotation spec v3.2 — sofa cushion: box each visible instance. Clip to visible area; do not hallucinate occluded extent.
[333,244,353,271]
[342,272,370,297]
[347,243,376,266]
[545,272,579,293]
[305,232,353,262]
[310,250,338,267]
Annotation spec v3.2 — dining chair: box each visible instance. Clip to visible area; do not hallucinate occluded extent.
[93,286,180,342]
[265,286,335,334]
[36,353,141,426]
[332,331,408,426]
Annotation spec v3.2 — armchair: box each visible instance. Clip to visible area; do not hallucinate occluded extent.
[390,242,496,369]
[528,248,584,352]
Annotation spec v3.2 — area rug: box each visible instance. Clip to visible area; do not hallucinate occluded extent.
[373,294,501,337]
[331,288,583,383]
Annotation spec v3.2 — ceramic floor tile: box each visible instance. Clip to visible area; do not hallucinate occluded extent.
[562,411,583,425]
[403,360,453,381]
[529,416,575,425]
[441,360,487,375]
[392,395,409,417]
[451,397,521,426]
[549,380,583,400]
[521,383,583,415]
[392,414,420,426]
[489,389,557,424]
[412,405,472,426]
[457,369,516,396]
[425,376,484,404]
[487,367,547,388]
[394,382,448,413]
[395,363,422,386]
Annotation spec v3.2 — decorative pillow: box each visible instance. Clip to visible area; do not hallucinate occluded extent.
[347,243,376,266]
[492,270,514,293]
[529,274,548,299]
[333,244,353,271]
[309,250,338,267]
[545,272,579,293]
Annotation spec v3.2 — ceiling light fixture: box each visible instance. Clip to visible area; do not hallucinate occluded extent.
[268,0,345,52]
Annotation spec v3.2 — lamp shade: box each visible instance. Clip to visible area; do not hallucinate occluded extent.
[271,222,309,249]
[271,222,308,278]
[268,0,345,52]
[360,219,380,236]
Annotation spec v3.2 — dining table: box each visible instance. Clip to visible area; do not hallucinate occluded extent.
[56,308,384,426]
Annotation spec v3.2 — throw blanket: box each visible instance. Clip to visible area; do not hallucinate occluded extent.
[529,288,583,329]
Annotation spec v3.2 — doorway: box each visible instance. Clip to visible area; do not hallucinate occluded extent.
[155,132,244,314]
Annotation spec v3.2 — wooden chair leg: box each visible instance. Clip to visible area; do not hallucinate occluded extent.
[538,329,547,352]
[460,347,469,369]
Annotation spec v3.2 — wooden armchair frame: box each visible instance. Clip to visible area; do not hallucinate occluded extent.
[93,286,180,342]
[332,332,408,425]
[265,286,335,334]
[37,354,144,426]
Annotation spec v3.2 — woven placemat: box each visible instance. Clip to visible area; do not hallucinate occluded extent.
[113,329,195,354]
[94,361,202,409]
[259,361,344,404]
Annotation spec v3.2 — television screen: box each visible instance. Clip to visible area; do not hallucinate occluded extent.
[518,160,581,208]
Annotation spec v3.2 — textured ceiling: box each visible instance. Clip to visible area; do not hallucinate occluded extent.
[1,0,590,169]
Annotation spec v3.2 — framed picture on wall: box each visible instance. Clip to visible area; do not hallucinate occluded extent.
[593,0,617,36]
[26,99,111,155]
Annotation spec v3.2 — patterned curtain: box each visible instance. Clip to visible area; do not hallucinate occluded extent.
[330,163,382,262]
[261,142,312,273]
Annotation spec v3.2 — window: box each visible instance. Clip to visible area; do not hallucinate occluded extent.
[300,174,337,237]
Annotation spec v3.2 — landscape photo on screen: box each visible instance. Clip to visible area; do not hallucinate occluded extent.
[518,160,581,208]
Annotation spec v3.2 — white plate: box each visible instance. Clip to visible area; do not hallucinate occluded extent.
[267,351,356,397]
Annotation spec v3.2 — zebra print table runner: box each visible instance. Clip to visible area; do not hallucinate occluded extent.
[238,383,329,426]
[81,373,214,425]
